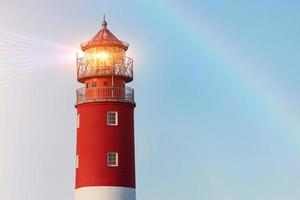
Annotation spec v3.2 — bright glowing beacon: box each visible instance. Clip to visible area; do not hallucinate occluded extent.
[75,17,135,200]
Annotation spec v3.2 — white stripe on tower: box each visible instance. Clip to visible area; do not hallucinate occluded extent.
[75,186,136,200]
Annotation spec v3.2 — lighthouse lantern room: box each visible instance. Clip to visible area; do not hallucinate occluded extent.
[75,17,136,200]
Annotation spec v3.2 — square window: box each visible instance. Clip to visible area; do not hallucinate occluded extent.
[107,112,118,126]
[107,152,118,167]
[92,81,97,87]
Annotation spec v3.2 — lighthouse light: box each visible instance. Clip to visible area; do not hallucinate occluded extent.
[95,52,109,60]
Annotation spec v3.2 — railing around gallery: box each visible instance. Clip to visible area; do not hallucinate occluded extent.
[77,56,133,82]
[76,86,135,105]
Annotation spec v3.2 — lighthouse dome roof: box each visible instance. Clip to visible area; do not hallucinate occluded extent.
[81,19,129,51]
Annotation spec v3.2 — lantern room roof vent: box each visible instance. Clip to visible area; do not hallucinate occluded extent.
[81,17,129,51]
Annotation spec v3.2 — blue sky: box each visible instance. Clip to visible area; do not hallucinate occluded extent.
[0,0,300,199]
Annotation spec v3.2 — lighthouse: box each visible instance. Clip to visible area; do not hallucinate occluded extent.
[75,17,136,200]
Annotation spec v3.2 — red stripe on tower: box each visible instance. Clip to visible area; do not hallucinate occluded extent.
[75,17,136,200]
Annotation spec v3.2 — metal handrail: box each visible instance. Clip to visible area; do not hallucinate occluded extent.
[77,56,133,83]
[76,86,135,105]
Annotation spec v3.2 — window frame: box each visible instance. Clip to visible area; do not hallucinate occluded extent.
[92,80,97,87]
[77,114,80,128]
[107,111,118,126]
[76,155,79,169]
[107,152,118,167]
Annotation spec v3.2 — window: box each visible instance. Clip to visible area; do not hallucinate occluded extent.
[92,81,97,87]
[107,111,118,126]
[77,114,80,128]
[86,82,89,88]
[107,152,118,167]
[76,155,79,169]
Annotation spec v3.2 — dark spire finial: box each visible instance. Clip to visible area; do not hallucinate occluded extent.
[102,14,107,29]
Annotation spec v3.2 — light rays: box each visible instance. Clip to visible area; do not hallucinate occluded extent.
[0,30,76,85]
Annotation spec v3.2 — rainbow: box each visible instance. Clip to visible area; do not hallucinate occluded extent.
[138,1,300,147]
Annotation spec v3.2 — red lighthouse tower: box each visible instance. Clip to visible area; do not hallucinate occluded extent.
[75,18,136,200]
